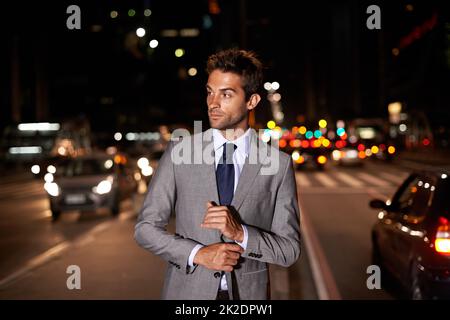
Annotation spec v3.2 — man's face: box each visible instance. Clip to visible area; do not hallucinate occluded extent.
[206,70,249,131]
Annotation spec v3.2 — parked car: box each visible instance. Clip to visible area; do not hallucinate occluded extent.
[369,169,450,299]
[45,153,138,220]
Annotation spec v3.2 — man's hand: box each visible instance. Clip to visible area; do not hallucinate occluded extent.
[193,243,244,272]
[201,202,244,242]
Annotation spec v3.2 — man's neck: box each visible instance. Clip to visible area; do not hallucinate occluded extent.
[219,125,249,141]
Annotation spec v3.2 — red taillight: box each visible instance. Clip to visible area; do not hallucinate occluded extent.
[435,217,450,255]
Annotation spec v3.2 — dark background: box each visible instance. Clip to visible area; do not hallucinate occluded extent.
[0,0,448,139]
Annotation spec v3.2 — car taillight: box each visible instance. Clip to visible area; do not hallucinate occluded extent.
[317,155,327,164]
[435,217,450,255]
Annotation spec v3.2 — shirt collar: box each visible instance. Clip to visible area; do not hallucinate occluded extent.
[212,128,251,157]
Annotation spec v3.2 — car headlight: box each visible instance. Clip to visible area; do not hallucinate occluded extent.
[31,164,40,175]
[137,157,149,169]
[141,165,153,177]
[93,179,112,194]
[346,150,358,159]
[44,173,54,183]
[44,182,60,197]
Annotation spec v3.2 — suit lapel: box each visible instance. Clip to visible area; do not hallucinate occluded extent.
[231,129,266,211]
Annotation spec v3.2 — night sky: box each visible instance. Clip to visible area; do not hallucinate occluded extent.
[1,0,448,134]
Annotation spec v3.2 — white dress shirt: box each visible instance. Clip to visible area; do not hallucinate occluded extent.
[187,128,251,291]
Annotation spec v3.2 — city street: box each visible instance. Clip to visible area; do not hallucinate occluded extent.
[0,158,423,300]
[1,0,448,306]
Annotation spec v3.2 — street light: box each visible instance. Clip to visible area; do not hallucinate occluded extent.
[264,82,272,91]
[136,28,146,37]
[175,48,185,57]
[188,68,197,76]
[149,39,158,48]
[271,82,280,90]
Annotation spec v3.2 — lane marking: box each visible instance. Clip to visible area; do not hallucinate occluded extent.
[297,191,341,300]
[0,183,43,194]
[314,173,338,187]
[295,172,311,187]
[357,172,391,187]
[0,219,114,289]
[334,172,364,187]
[0,242,70,289]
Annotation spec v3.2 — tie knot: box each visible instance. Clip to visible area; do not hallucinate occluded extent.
[221,143,236,163]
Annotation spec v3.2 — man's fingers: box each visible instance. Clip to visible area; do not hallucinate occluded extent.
[225,251,241,260]
[200,222,223,230]
[207,206,228,213]
[223,258,239,266]
[224,243,244,253]
[203,211,227,220]
[202,216,226,225]
[202,213,227,225]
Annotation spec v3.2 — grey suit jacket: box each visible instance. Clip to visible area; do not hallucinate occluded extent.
[134,128,301,300]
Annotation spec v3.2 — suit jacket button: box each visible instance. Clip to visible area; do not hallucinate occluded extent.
[214,272,221,278]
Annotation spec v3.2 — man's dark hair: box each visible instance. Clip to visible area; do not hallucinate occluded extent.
[206,48,263,100]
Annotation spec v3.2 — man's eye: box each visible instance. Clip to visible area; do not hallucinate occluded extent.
[223,93,232,98]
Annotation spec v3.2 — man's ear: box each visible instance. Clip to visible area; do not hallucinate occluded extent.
[246,93,261,111]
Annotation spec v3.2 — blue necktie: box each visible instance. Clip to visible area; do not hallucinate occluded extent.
[216,143,236,206]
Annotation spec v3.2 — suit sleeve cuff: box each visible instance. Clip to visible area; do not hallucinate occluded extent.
[235,224,248,250]
[188,244,204,267]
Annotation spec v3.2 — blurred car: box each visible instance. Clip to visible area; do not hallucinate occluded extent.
[331,147,365,166]
[369,170,450,299]
[45,153,138,220]
[30,155,71,179]
[291,148,329,171]
[135,149,164,183]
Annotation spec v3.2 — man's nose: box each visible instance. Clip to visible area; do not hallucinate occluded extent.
[208,95,220,109]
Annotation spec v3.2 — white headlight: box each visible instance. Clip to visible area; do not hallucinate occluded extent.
[141,166,153,177]
[44,173,54,183]
[31,165,40,174]
[44,182,59,197]
[346,150,358,159]
[137,157,149,169]
[47,165,56,174]
[332,150,341,161]
[93,180,112,194]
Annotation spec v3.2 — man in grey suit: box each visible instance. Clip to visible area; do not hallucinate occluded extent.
[135,48,301,300]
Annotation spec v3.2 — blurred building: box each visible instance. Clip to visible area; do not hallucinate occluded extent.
[0,0,448,150]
